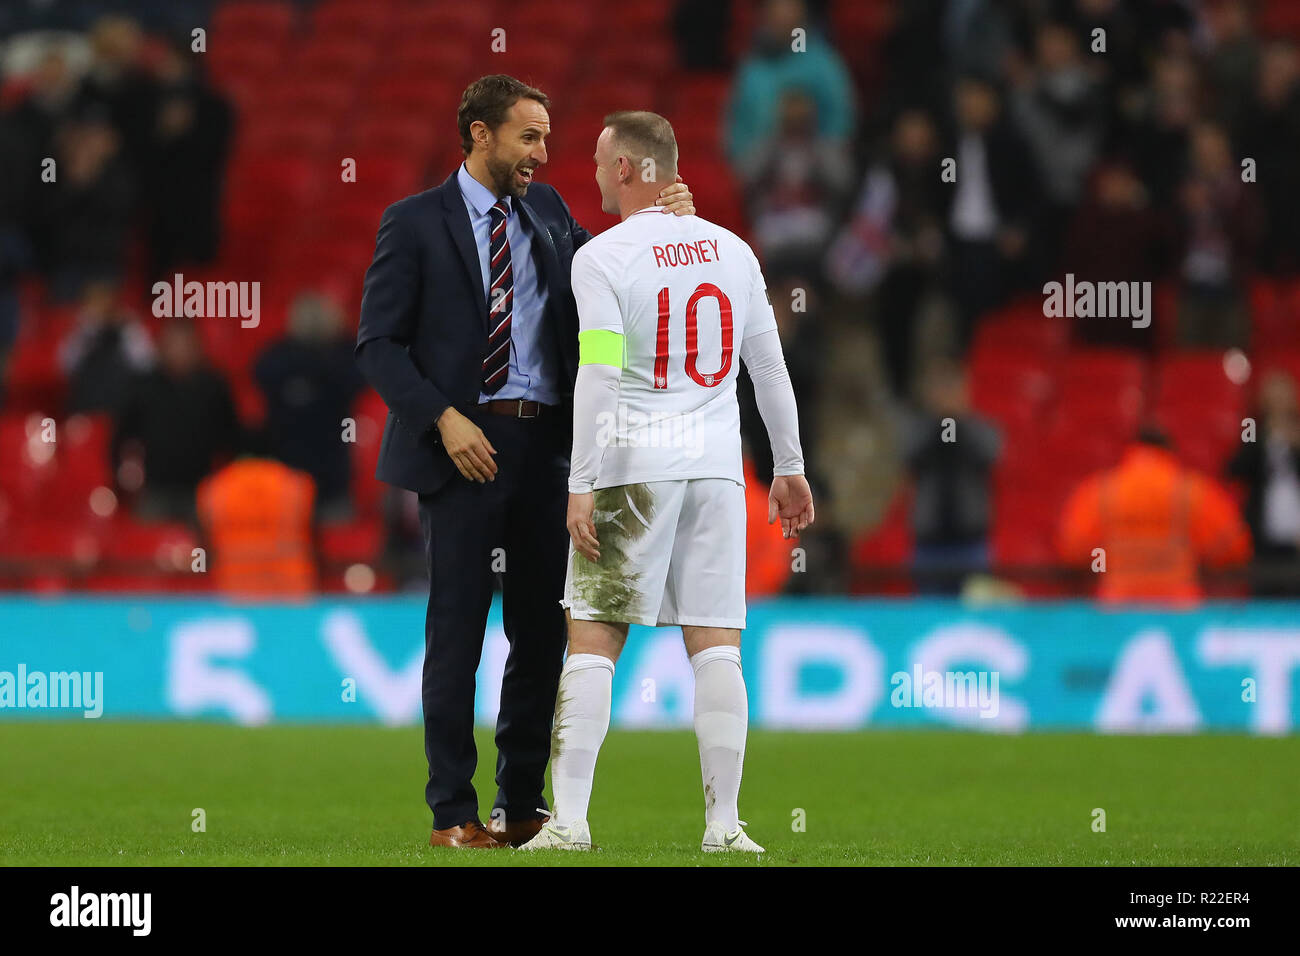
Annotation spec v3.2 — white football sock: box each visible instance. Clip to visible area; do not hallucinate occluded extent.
[691,644,748,831]
[549,652,614,828]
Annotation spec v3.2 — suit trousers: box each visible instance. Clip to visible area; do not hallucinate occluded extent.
[417,409,570,829]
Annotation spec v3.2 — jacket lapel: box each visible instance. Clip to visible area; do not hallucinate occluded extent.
[439,173,489,332]
[517,198,561,297]
[517,195,577,387]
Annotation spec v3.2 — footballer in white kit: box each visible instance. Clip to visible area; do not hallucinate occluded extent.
[559,207,780,629]
[521,111,813,855]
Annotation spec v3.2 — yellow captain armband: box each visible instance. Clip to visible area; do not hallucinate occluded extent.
[578,329,625,368]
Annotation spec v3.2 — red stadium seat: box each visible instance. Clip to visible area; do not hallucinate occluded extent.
[258,78,359,118]
[847,486,914,594]
[0,412,59,507]
[83,572,207,593]
[389,0,495,37]
[350,389,389,516]
[970,307,1069,360]
[502,46,579,96]
[210,1,297,43]
[361,72,462,121]
[235,114,339,159]
[592,42,675,79]
[1154,350,1245,410]
[350,115,438,163]
[100,519,198,569]
[292,36,380,82]
[320,517,384,564]
[0,518,102,567]
[207,39,285,90]
[297,199,388,248]
[311,0,396,39]
[1059,348,1147,391]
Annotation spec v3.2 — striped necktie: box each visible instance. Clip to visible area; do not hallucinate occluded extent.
[482,198,513,393]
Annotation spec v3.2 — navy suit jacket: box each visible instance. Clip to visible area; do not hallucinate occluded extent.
[355,171,593,494]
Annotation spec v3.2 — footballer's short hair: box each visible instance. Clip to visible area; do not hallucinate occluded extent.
[603,110,679,183]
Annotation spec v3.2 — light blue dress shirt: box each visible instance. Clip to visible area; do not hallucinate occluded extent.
[456,163,560,406]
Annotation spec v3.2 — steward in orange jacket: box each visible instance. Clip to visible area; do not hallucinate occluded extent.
[1058,429,1251,604]
[745,458,795,596]
[197,457,317,596]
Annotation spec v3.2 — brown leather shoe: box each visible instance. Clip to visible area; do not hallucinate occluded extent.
[488,814,550,848]
[428,820,507,849]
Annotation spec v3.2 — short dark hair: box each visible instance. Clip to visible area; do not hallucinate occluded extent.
[457,74,550,157]
[603,110,678,182]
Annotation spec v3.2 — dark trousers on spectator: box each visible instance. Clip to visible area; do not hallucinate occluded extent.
[948,238,1002,353]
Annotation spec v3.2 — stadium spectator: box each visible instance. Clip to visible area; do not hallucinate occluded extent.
[828,108,946,398]
[902,356,1001,594]
[1203,0,1260,133]
[1235,38,1300,275]
[1174,121,1262,348]
[58,280,154,414]
[1005,19,1106,247]
[0,0,1297,599]
[74,15,156,174]
[939,0,1019,89]
[0,115,32,400]
[1126,54,1199,211]
[7,47,81,167]
[36,109,135,301]
[113,320,241,521]
[254,293,366,520]
[725,0,855,163]
[197,457,316,597]
[736,89,853,277]
[1063,0,1146,101]
[671,0,734,71]
[877,0,949,119]
[943,75,1038,350]
[1061,161,1174,348]
[140,34,233,280]
[1227,371,1300,596]
[1058,426,1252,604]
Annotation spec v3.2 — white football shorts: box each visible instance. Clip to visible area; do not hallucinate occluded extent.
[561,477,747,628]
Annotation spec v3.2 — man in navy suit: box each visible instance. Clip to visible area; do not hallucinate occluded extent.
[355,75,694,848]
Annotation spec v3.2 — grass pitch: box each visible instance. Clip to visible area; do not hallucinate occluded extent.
[0,723,1295,866]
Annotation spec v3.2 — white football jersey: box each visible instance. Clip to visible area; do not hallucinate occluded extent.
[569,209,778,489]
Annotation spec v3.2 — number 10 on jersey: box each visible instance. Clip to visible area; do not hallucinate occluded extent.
[654,282,734,390]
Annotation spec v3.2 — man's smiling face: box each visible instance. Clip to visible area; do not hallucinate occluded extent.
[483,97,550,198]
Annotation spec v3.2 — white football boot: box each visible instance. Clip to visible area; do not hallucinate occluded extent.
[517,818,593,851]
[702,820,765,853]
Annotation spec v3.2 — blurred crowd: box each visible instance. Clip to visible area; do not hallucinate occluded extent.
[712,0,1300,599]
[0,0,1298,599]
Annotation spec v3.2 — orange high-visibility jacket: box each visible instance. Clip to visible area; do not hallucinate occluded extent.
[1058,445,1251,603]
[197,458,317,596]
[745,460,794,597]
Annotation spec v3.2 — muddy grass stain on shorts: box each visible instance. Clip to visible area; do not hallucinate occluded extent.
[572,483,656,620]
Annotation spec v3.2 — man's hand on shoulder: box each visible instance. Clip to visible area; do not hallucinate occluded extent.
[768,475,814,540]
[435,407,498,483]
[655,175,695,217]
